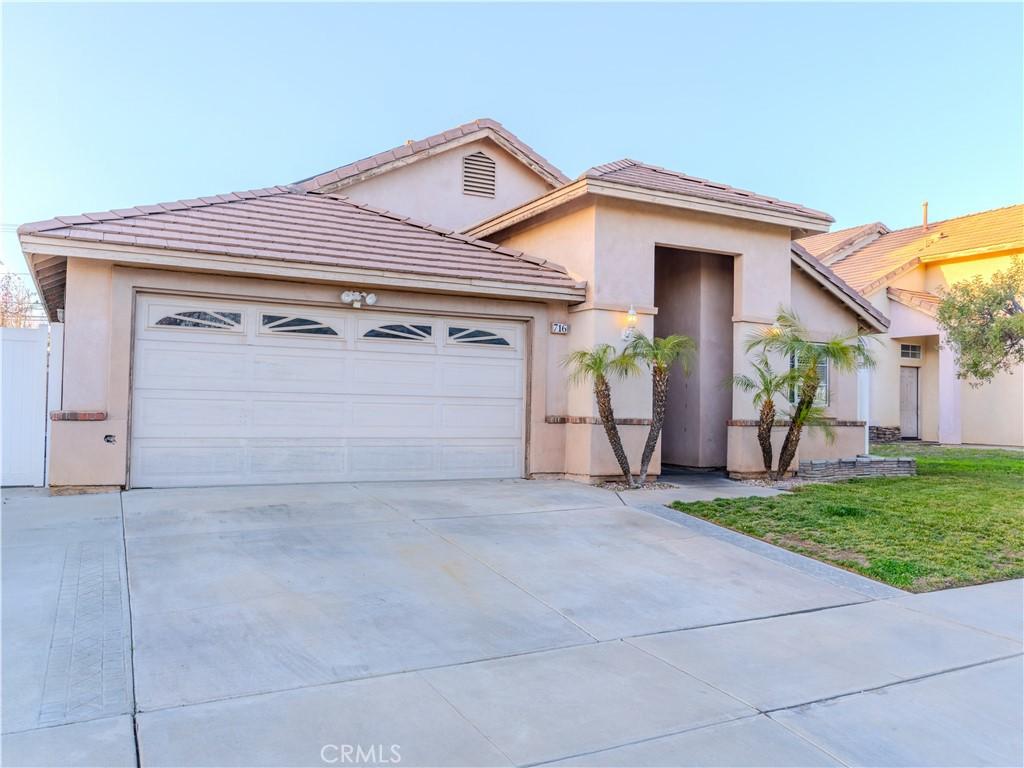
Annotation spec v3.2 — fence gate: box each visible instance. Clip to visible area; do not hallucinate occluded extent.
[1,325,59,487]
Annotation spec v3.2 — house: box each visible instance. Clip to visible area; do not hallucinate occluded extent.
[19,119,886,489]
[799,204,1024,448]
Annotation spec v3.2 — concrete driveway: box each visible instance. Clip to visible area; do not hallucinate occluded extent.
[2,479,1022,767]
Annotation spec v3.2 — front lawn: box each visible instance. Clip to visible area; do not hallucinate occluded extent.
[671,444,1024,591]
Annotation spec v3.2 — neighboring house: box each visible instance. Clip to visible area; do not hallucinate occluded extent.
[19,119,885,489]
[799,204,1024,448]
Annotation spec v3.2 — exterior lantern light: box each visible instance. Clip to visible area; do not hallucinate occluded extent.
[622,304,638,341]
[340,290,378,309]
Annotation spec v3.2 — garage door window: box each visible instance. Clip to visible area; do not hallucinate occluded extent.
[363,323,433,341]
[448,327,511,347]
[261,314,339,336]
[154,310,242,331]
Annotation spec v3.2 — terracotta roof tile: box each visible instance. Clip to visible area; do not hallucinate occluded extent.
[296,118,571,192]
[18,188,583,296]
[582,159,833,223]
[806,204,1024,293]
[798,222,889,262]
[887,287,941,317]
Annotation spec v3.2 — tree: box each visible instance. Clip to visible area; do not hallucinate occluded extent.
[563,344,641,487]
[729,355,799,474]
[626,332,696,484]
[936,257,1024,384]
[0,273,38,328]
[748,309,875,479]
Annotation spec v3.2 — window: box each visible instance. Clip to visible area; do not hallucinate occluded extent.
[901,343,922,360]
[155,310,242,330]
[261,314,338,336]
[448,327,511,347]
[790,347,829,406]
[363,323,432,341]
[462,152,496,198]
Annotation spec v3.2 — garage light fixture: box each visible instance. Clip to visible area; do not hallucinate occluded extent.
[340,290,378,309]
[622,304,638,341]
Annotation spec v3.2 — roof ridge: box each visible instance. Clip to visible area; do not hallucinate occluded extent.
[17,186,293,235]
[295,118,571,192]
[881,202,1024,238]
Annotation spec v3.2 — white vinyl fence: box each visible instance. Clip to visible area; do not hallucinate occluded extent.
[1,324,63,487]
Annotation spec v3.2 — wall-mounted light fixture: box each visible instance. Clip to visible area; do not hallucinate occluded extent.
[622,304,638,341]
[340,290,378,309]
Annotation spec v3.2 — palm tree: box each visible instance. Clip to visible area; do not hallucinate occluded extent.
[729,355,799,474]
[748,309,875,479]
[627,333,696,483]
[563,344,641,487]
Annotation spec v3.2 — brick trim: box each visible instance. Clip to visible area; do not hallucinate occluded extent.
[50,411,107,422]
[545,415,653,426]
[727,419,865,428]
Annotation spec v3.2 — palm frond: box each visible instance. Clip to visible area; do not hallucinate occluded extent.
[562,344,640,385]
[627,333,696,374]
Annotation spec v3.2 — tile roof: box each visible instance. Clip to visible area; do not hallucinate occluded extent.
[296,118,570,192]
[805,204,1024,294]
[790,242,890,331]
[798,222,889,263]
[887,288,941,317]
[18,187,584,298]
[582,159,834,224]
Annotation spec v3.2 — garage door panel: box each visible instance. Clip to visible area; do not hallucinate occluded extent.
[131,295,526,487]
[251,400,348,429]
[134,344,249,388]
[133,395,249,434]
[350,356,438,391]
[441,445,520,475]
[440,360,521,398]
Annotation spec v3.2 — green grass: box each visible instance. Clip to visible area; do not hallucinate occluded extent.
[671,444,1024,591]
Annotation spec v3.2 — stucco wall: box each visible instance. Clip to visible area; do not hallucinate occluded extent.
[960,366,1024,446]
[340,138,552,231]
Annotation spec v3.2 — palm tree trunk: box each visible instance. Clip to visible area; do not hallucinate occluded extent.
[775,374,819,479]
[594,375,636,487]
[757,399,775,474]
[639,367,669,484]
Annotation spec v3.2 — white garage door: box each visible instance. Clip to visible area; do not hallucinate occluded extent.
[130,295,526,488]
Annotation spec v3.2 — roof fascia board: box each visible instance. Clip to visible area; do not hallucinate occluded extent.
[468,179,832,238]
[19,236,586,303]
[916,241,1024,264]
[790,249,889,332]
[588,180,833,231]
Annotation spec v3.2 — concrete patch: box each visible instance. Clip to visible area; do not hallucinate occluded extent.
[548,714,840,767]
[424,507,867,640]
[122,482,404,538]
[137,672,510,767]
[1,715,136,768]
[631,599,1021,710]
[892,579,1024,643]
[129,518,591,710]
[771,656,1024,767]
[356,478,620,518]
[420,641,754,766]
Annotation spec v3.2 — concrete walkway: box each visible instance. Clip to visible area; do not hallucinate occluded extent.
[2,479,1021,767]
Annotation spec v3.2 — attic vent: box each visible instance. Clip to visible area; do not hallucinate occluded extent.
[463,152,496,198]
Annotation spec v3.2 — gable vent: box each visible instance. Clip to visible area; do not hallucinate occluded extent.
[462,152,496,198]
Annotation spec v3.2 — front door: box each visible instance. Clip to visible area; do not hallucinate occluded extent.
[900,366,919,439]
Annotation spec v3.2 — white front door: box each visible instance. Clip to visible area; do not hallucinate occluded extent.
[899,366,919,439]
[130,295,526,488]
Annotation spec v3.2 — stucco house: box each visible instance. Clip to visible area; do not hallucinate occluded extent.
[19,119,886,489]
[799,204,1024,448]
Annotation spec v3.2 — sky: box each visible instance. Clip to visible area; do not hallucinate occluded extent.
[3,2,1022,283]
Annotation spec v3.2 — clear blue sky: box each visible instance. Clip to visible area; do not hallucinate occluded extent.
[3,2,1022,280]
